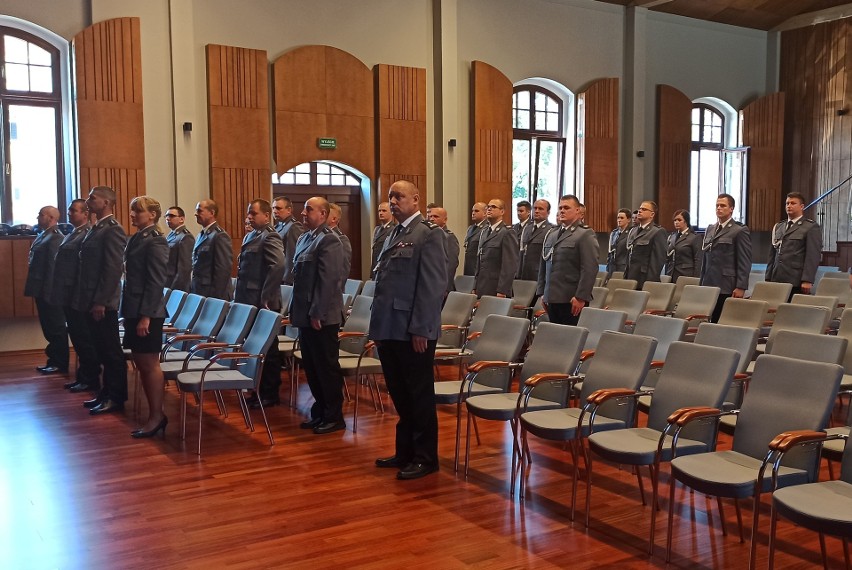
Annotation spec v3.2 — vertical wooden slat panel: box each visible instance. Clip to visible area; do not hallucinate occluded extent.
[578,78,619,232]
[656,84,692,227]
[472,61,512,222]
[741,93,785,231]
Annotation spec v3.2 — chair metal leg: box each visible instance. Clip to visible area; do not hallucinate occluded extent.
[240,390,255,431]
[734,498,745,542]
[767,505,778,570]
[717,496,728,536]
[472,414,481,445]
[519,429,531,499]
[464,408,473,478]
[236,390,251,428]
[509,418,520,496]
[196,389,204,455]
[180,392,187,440]
[636,465,647,506]
[819,533,828,570]
[215,390,227,417]
[353,375,360,433]
[254,396,275,446]
[843,537,850,570]
[665,476,677,563]
[453,399,464,472]
[584,448,593,528]
[748,491,763,570]
[569,439,580,522]
[649,461,660,555]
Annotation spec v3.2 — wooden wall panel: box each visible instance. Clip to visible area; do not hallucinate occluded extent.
[73,17,144,231]
[741,93,785,231]
[472,61,512,223]
[656,84,692,227]
[781,19,852,252]
[0,239,33,318]
[376,64,426,200]
[207,45,270,269]
[274,46,374,180]
[578,78,619,232]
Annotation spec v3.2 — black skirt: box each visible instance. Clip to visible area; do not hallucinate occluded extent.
[122,317,165,354]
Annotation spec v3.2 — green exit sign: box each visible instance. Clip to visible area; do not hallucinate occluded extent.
[317,137,336,149]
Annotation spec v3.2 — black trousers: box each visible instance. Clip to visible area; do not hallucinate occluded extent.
[377,339,438,466]
[86,310,127,402]
[547,302,581,326]
[35,297,68,370]
[710,294,731,323]
[64,306,100,388]
[300,325,344,423]
[258,341,283,402]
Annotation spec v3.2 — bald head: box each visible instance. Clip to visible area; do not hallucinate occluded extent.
[302,196,330,230]
[428,206,448,228]
[37,206,60,229]
[195,199,218,227]
[471,202,487,224]
[388,180,421,221]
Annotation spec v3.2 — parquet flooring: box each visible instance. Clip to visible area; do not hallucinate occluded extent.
[0,352,841,569]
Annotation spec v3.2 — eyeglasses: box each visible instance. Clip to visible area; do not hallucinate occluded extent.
[637,207,652,212]
[486,204,502,209]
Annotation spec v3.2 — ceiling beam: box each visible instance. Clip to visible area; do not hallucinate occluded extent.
[773,3,852,32]
[629,0,675,7]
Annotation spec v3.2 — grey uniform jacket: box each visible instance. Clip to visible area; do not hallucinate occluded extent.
[518,221,554,281]
[536,223,599,304]
[24,226,63,300]
[765,218,822,287]
[443,228,460,293]
[463,221,487,276]
[700,221,752,294]
[369,216,447,341]
[512,221,529,242]
[166,226,193,292]
[191,222,233,300]
[606,228,629,274]
[50,223,90,307]
[122,227,169,319]
[370,222,396,277]
[474,224,519,297]
[235,225,286,312]
[289,225,347,328]
[72,216,126,312]
[625,224,668,289]
[275,216,305,285]
[666,230,703,283]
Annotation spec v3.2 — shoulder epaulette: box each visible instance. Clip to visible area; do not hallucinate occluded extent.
[107,218,118,226]
[445,228,454,235]
[579,223,590,229]
[320,226,333,235]
[212,224,225,233]
[422,220,439,229]
[803,218,816,224]
[179,226,191,234]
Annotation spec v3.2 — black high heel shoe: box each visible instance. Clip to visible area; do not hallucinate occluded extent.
[131,417,168,439]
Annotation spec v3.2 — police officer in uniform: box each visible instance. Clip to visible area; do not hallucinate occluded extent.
[513,200,532,241]
[624,200,667,289]
[766,191,822,298]
[666,209,702,283]
[370,180,446,480]
[517,199,553,282]
[606,208,631,277]
[700,194,752,322]
[291,197,348,434]
[537,195,599,326]
[236,199,286,408]
[370,202,396,279]
[164,206,193,292]
[51,199,100,393]
[463,202,488,276]
[474,199,519,298]
[191,199,233,300]
[272,196,305,285]
[75,186,128,415]
[26,205,67,374]
[327,202,352,270]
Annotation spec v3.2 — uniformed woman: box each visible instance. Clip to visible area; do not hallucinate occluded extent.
[666,209,702,283]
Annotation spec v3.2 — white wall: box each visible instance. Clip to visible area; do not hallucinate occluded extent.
[0,0,89,40]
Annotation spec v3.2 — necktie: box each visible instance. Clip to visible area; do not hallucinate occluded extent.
[786,220,793,231]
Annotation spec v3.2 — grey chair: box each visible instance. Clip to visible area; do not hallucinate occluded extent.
[176,308,283,454]
[649,284,719,324]
[693,323,759,416]
[344,278,363,298]
[576,308,629,355]
[164,293,204,333]
[518,331,657,519]
[165,289,186,321]
[642,281,676,313]
[360,279,376,298]
[605,288,650,326]
[280,285,293,318]
[462,323,588,484]
[604,278,638,304]
[633,313,689,412]
[585,341,740,554]
[834,307,852,393]
[510,279,538,319]
[669,276,701,311]
[589,286,609,309]
[749,281,792,325]
[452,295,514,354]
[791,293,839,321]
[815,276,852,318]
[160,297,229,359]
[437,291,478,349]
[716,298,769,330]
[758,303,831,354]
[665,354,843,564]
[454,274,475,294]
[822,399,852,479]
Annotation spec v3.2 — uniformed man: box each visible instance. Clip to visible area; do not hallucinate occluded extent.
[50,199,99,393]
[537,195,599,326]
[428,206,460,295]
[74,186,127,415]
[236,199,286,408]
[474,199,519,298]
[164,206,193,292]
[624,200,667,289]
[606,208,631,277]
[513,200,532,241]
[370,201,396,279]
[272,196,305,285]
[463,202,488,276]
[25,205,67,375]
[291,197,348,434]
[370,180,446,480]
[700,194,752,322]
[517,199,553,282]
[191,199,233,300]
[327,202,352,270]
[766,191,822,298]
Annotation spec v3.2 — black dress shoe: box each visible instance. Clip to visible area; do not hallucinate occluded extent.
[299,417,323,429]
[83,396,103,409]
[63,380,79,389]
[89,399,124,415]
[131,417,168,438]
[375,456,407,469]
[68,383,91,393]
[313,421,346,434]
[249,398,279,409]
[397,462,439,480]
[39,366,67,375]
[36,365,51,372]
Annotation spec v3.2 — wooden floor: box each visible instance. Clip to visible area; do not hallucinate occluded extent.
[0,351,841,569]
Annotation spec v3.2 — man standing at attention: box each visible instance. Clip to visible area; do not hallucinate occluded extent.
[191,199,233,300]
[517,199,553,282]
[537,195,599,326]
[463,202,487,276]
[513,200,532,241]
[766,191,822,298]
[371,180,446,480]
[624,200,667,289]
[428,206,459,296]
[700,194,752,322]
[370,201,396,278]
[164,206,193,292]
[272,196,304,285]
[291,197,348,434]
[474,199,518,298]
[26,205,67,375]
[327,202,352,269]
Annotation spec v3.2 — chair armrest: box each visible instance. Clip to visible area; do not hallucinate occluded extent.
[684,313,710,322]
[524,372,573,387]
[668,406,721,426]
[513,304,532,311]
[467,360,511,373]
[170,333,207,342]
[645,309,673,316]
[190,342,232,352]
[209,351,255,363]
[162,326,181,334]
[441,324,462,331]
[466,331,482,342]
[768,430,828,452]
[579,349,596,362]
[534,309,547,318]
[649,360,665,370]
[338,331,366,339]
[281,317,290,326]
[586,388,638,405]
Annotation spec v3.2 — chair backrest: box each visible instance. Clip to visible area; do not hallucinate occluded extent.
[633,313,688,361]
[340,295,372,353]
[439,291,478,348]
[511,279,538,308]
[215,302,258,345]
[187,297,229,339]
[577,307,628,351]
[361,280,376,298]
[815,278,852,319]
[344,279,363,297]
[608,270,625,281]
[589,287,609,309]
[241,308,285,382]
[646,342,739,444]
[766,304,830,351]
[791,293,838,315]
[820,270,848,280]
[642,281,676,312]
[734,355,842,478]
[747,271,765,294]
[280,285,293,318]
[467,315,530,390]
[670,275,702,310]
[749,281,792,312]
[841,437,852,485]
[768,330,847,365]
[606,289,650,323]
[693,323,757,373]
[521,323,588,405]
[171,293,205,331]
[165,289,187,320]
[605,278,638,304]
[469,296,514,335]
[454,274,475,294]
[672,285,720,321]
[342,293,354,312]
[717,298,769,330]
[578,331,657,423]
[835,308,852,372]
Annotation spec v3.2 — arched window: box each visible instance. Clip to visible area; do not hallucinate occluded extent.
[272,162,361,187]
[0,26,66,225]
[512,85,567,222]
